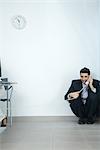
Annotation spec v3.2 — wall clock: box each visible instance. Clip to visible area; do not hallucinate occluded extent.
[11,15,27,30]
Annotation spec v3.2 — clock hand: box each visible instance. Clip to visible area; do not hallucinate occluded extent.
[17,18,20,23]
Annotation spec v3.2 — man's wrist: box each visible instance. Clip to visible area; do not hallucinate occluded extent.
[90,85,96,93]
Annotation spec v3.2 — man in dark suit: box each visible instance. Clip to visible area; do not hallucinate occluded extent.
[64,67,100,124]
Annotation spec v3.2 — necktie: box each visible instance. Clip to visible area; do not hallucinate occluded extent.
[81,83,88,104]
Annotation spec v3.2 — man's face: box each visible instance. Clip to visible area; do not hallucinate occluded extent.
[80,73,89,83]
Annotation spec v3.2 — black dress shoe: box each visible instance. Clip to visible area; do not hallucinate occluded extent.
[1,124,6,127]
[78,118,85,124]
[1,117,7,127]
[87,118,95,124]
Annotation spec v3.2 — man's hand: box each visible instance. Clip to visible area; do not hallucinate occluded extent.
[86,75,96,93]
[87,75,93,86]
[68,91,80,100]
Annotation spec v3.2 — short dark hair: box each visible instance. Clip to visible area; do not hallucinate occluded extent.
[80,67,90,75]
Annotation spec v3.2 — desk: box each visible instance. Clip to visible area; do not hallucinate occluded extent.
[0,79,16,127]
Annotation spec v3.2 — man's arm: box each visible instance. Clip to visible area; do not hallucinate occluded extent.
[92,79,100,94]
[87,76,96,93]
[87,76,100,93]
[64,80,81,101]
[64,81,74,100]
[64,80,80,100]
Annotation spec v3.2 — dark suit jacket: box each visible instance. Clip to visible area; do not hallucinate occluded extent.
[65,79,100,100]
[64,79,100,116]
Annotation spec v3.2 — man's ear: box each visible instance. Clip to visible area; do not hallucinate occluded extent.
[88,74,91,79]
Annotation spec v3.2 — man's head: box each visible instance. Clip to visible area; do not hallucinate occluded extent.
[80,67,90,83]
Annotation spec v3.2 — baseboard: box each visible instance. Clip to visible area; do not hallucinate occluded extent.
[12,116,77,122]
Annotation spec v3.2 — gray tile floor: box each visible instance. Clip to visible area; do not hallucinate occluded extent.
[0,116,100,150]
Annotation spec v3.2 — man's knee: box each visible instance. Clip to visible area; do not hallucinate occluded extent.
[70,97,82,106]
[70,98,83,114]
[88,92,98,102]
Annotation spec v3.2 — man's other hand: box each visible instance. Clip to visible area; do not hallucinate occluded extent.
[69,91,80,100]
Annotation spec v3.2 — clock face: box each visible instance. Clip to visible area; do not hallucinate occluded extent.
[11,15,26,30]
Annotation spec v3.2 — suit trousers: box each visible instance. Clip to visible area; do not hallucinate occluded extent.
[69,92,98,119]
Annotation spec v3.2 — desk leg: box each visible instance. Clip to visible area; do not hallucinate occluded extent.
[10,98,12,126]
[6,87,9,126]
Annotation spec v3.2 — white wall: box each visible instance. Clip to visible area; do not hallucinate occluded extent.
[0,0,100,116]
